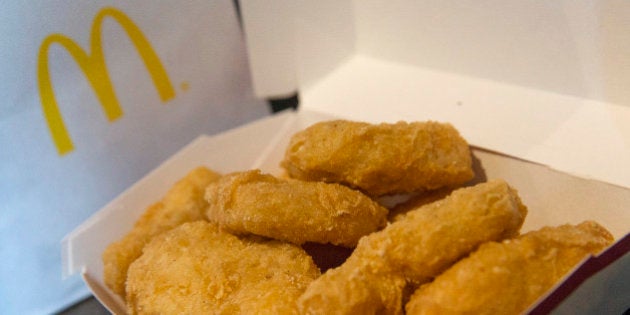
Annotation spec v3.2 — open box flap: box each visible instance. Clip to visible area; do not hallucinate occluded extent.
[240,0,630,189]
[241,1,630,105]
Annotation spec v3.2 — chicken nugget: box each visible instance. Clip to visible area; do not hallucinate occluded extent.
[282,120,474,196]
[204,169,388,247]
[298,179,527,314]
[363,179,527,281]
[102,166,221,297]
[405,221,614,315]
[125,221,321,315]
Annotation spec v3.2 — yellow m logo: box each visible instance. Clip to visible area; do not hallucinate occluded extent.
[38,7,176,155]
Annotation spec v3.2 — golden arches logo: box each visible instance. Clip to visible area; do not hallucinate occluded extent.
[38,6,176,155]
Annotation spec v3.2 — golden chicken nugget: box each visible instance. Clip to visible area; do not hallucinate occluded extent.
[406,221,614,315]
[102,166,221,297]
[298,179,528,314]
[125,221,321,315]
[204,169,388,247]
[362,179,528,281]
[282,120,474,196]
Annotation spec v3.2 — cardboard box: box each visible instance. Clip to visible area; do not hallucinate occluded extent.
[63,109,630,314]
[64,1,630,313]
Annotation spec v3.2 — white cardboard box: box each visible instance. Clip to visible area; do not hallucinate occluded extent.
[64,1,630,313]
[63,110,630,314]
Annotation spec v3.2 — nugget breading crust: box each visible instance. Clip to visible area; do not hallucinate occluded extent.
[281,120,474,196]
[299,255,408,315]
[126,221,321,315]
[102,167,221,297]
[204,170,388,247]
[298,179,527,314]
[406,221,614,315]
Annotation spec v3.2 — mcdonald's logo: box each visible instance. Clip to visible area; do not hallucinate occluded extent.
[38,6,176,155]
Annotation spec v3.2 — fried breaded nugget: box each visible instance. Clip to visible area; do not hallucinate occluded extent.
[204,169,388,247]
[281,120,474,196]
[362,179,528,282]
[298,179,528,314]
[125,221,321,315]
[102,167,221,297]
[405,221,614,315]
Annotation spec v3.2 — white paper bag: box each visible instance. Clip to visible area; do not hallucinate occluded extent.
[0,1,268,314]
